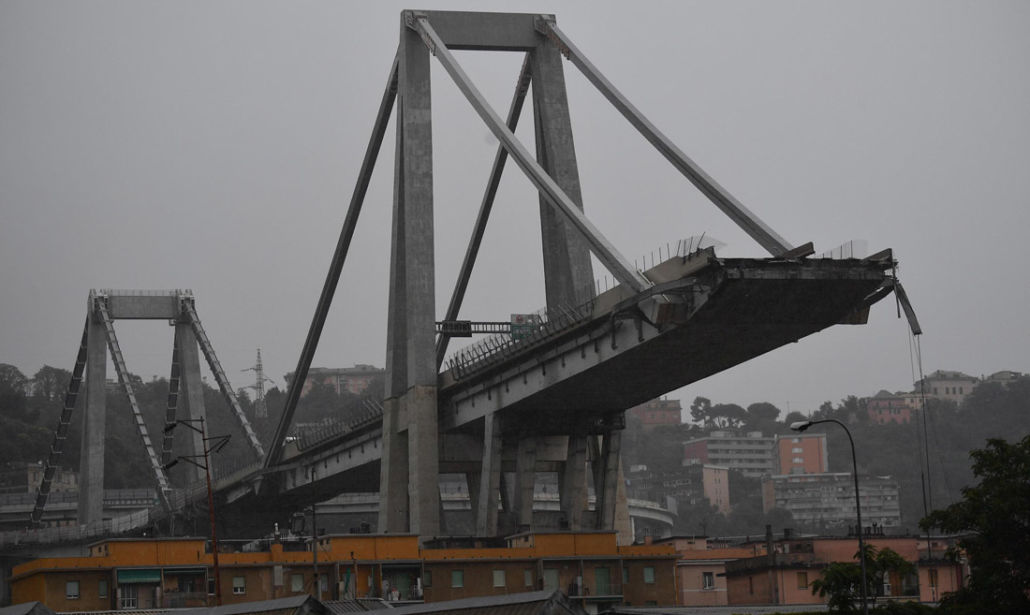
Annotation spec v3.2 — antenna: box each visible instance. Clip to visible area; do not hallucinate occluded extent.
[242,348,274,418]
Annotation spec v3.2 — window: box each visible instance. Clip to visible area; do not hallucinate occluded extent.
[208,577,216,595]
[120,584,138,609]
[66,581,80,600]
[622,566,629,584]
[793,457,804,463]
[797,571,808,589]
[928,569,938,588]
[524,569,533,587]
[232,576,246,595]
[492,570,506,587]
[291,574,304,592]
[423,570,432,588]
[792,447,803,453]
[98,580,108,598]
[643,566,655,584]
[451,570,464,588]
[702,572,714,589]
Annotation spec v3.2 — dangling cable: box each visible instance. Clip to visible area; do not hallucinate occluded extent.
[911,331,936,562]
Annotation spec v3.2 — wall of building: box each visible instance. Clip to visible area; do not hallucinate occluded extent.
[915,371,978,404]
[866,396,913,425]
[761,473,901,529]
[12,532,677,610]
[727,568,774,605]
[684,432,775,478]
[627,399,682,431]
[701,466,730,514]
[675,561,727,606]
[775,433,828,475]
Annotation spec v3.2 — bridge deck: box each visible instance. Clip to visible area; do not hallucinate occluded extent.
[438,254,890,433]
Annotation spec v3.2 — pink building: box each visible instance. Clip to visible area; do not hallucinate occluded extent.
[628,398,682,431]
[724,534,964,606]
[655,537,758,606]
[866,390,913,425]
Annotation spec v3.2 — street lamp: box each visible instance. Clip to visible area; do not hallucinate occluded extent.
[163,417,230,606]
[791,419,869,615]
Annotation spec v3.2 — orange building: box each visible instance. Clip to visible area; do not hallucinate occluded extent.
[10,532,677,612]
[774,433,828,475]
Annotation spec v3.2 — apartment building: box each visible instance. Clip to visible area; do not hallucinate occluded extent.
[761,473,902,530]
[10,532,676,612]
[683,431,827,479]
[627,464,730,515]
[913,370,978,404]
[683,431,775,478]
[865,391,914,425]
[774,433,828,475]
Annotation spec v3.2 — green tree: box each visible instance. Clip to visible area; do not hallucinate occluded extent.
[690,396,712,425]
[921,435,1030,615]
[0,363,30,421]
[710,403,746,429]
[31,365,70,403]
[745,402,780,433]
[872,546,916,597]
[811,561,864,612]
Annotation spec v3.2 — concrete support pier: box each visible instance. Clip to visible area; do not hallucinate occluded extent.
[175,324,208,483]
[378,17,441,539]
[560,435,588,530]
[77,314,107,525]
[475,412,502,536]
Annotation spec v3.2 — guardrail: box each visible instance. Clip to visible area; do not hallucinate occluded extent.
[0,509,151,549]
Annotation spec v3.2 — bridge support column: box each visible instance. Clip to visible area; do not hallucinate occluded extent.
[596,428,622,531]
[474,412,502,536]
[531,40,594,309]
[406,387,440,537]
[378,19,440,539]
[378,397,409,533]
[78,313,107,525]
[513,437,537,529]
[175,324,208,483]
[560,435,588,530]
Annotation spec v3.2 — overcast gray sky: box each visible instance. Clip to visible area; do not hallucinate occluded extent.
[2,1,1028,418]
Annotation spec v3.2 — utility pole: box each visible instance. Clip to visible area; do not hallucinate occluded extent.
[312,504,320,600]
[163,418,230,606]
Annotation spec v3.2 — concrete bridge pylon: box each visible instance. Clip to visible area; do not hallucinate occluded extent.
[31,290,262,529]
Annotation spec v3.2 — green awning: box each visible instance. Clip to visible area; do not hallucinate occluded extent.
[117,569,161,584]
